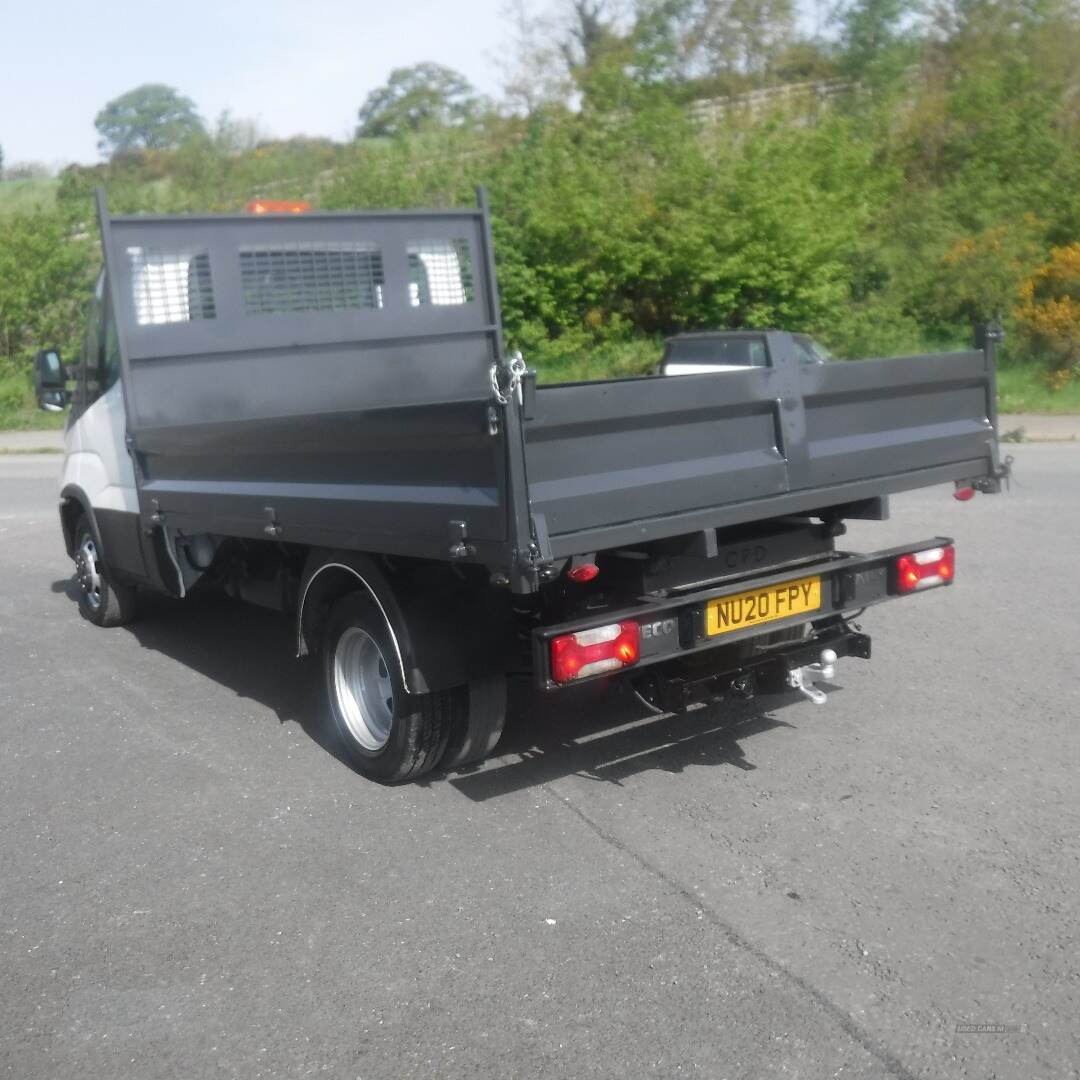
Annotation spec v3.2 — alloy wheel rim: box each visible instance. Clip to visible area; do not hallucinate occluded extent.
[332,626,395,751]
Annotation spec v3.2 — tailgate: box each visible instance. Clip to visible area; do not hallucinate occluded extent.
[523,332,1000,557]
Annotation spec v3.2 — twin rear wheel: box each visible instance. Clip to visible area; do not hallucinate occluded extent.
[321,593,506,783]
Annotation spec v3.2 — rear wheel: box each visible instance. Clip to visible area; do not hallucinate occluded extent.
[441,674,507,770]
[73,514,137,627]
[322,593,453,783]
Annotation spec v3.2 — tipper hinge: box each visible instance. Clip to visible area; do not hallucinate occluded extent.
[974,454,1013,493]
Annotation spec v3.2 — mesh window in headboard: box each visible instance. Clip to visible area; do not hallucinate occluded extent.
[407,239,476,307]
[239,242,385,315]
[127,247,216,326]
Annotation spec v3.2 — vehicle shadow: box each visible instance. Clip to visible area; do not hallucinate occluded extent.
[51,580,339,761]
[438,679,810,801]
[52,579,830,793]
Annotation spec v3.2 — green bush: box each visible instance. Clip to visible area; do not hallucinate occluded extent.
[0,206,96,371]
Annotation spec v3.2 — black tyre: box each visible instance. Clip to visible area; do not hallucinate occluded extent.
[322,593,454,783]
[441,674,508,770]
[73,513,137,628]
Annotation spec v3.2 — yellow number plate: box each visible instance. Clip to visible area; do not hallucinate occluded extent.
[706,575,821,637]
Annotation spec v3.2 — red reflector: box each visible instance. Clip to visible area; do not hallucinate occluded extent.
[953,487,976,502]
[567,563,600,583]
[550,621,640,684]
[896,545,955,593]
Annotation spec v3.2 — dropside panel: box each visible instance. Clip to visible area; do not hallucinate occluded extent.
[525,370,790,538]
[524,338,1000,557]
[799,350,996,488]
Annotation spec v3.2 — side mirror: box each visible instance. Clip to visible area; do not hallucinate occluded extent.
[34,349,68,412]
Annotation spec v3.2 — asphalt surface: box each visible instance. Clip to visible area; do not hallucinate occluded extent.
[1,446,1078,1080]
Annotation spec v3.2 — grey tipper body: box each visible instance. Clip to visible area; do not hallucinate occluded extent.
[90,188,1004,590]
[44,188,1007,782]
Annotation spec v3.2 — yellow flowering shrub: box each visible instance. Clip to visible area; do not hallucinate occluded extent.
[927,218,1042,331]
[1015,243,1080,383]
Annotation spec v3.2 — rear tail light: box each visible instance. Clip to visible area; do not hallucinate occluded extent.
[896,545,955,593]
[550,621,640,684]
[567,562,600,583]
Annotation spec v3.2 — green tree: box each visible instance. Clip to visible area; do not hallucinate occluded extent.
[499,0,572,111]
[355,64,484,138]
[558,0,625,77]
[698,0,797,78]
[629,0,697,85]
[634,0,797,85]
[834,0,920,84]
[500,0,636,110]
[94,84,204,157]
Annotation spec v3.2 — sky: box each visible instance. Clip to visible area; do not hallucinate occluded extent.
[0,0,512,167]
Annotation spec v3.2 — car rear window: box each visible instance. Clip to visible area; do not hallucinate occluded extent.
[666,337,769,368]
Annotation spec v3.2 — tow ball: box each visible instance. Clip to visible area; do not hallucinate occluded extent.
[787,648,838,706]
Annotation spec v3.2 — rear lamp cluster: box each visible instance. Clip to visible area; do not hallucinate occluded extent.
[895,545,955,593]
[550,621,640,684]
[566,562,600,583]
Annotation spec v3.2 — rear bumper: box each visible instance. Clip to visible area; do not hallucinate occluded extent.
[532,537,952,689]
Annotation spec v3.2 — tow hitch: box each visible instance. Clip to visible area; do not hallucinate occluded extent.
[787,648,838,705]
[631,627,869,714]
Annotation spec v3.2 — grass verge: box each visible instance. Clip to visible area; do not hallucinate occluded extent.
[0,370,66,431]
[995,364,1080,414]
[529,338,661,384]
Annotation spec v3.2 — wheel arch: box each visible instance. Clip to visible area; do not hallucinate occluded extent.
[296,550,518,696]
[297,554,415,691]
[59,484,96,558]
